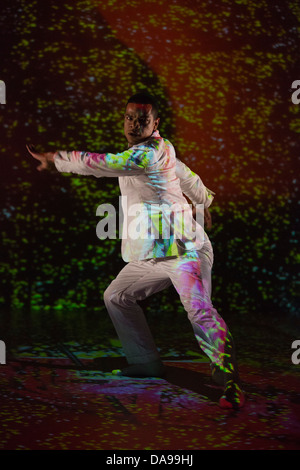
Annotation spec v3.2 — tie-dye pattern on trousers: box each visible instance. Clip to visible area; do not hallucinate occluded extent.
[104,249,237,378]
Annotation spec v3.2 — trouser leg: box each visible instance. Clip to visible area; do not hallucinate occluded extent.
[157,250,239,381]
[103,259,172,364]
[104,251,239,382]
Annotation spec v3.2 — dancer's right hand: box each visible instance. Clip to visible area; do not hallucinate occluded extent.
[26,144,55,171]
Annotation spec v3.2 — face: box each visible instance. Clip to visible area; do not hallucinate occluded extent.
[124,102,160,146]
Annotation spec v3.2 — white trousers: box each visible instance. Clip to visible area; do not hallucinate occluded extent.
[103,249,229,369]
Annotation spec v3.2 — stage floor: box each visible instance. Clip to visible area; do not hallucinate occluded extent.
[0,311,300,450]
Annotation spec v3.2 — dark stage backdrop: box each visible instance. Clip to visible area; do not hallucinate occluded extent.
[0,0,299,342]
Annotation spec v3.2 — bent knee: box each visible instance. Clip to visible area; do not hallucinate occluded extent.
[103,285,115,305]
[103,285,135,308]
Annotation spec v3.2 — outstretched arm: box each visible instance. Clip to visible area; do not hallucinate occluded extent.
[26,144,152,177]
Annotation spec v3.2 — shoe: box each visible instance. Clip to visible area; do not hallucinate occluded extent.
[112,359,166,378]
[219,380,245,410]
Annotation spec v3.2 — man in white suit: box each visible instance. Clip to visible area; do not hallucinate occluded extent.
[27,92,245,409]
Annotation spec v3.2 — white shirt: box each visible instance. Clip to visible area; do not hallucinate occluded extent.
[54,130,215,261]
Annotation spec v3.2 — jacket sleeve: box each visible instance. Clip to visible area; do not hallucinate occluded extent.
[175,158,215,208]
[53,144,154,177]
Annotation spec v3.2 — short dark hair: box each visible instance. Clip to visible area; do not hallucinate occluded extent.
[126,92,159,119]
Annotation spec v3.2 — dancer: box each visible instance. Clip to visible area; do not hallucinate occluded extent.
[27,92,245,409]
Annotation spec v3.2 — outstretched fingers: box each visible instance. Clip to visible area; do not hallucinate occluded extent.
[26,144,41,161]
[26,145,55,171]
